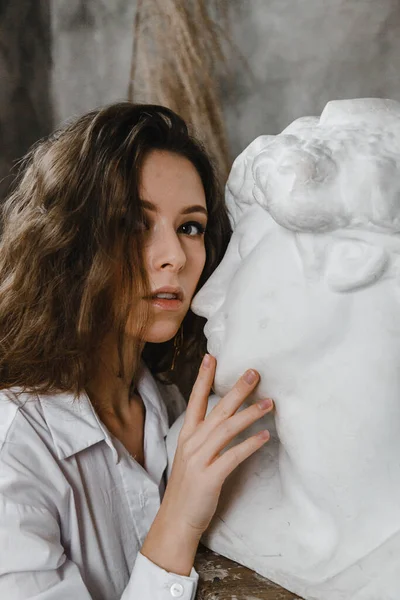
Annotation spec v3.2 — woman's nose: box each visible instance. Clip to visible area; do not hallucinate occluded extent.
[149,228,186,273]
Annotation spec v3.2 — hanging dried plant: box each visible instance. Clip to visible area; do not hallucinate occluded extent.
[128,0,232,182]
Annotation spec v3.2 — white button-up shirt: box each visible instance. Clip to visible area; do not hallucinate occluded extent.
[0,366,198,599]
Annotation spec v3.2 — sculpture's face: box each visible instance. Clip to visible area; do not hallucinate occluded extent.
[192,100,400,401]
[192,204,352,399]
[178,100,400,600]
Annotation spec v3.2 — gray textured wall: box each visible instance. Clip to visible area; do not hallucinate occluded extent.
[0,0,52,200]
[223,0,400,154]
[51,0,135,127]
[49,0,400,160]
[2,0,400,195]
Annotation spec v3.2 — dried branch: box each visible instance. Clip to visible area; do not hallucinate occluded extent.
[129,0,232,182]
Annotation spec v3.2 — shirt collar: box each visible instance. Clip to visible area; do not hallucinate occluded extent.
[39,365,169,464]
[137,365,170,485]
[137,363,169,439]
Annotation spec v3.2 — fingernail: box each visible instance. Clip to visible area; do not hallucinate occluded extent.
[203,354,212,368]
[258,398,273,411]
[244,369,258,385]
[257,429,270,441]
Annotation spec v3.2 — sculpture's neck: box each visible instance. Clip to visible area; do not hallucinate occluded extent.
[273,346,400,517]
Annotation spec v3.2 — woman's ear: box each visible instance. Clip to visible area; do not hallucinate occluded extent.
[325,238,389,292]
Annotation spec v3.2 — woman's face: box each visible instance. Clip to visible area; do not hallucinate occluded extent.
[136,150,208,343]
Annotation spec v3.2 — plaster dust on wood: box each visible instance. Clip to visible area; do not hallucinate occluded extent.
[201,567,230,582]
[194,544,299,599]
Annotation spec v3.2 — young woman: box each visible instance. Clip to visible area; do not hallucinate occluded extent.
[0,103,274,599]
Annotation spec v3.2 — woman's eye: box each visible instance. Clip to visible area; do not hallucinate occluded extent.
[132,220,150,233]
[179,221,206,236]
[118,217,150,233]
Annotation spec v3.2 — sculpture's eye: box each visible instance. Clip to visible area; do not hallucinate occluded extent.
[238,233,262,259]
[236,206,269,259]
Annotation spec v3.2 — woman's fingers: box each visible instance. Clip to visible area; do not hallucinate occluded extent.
[209,427,270,482]
[206,369,260,426]
[202,398,274,464]
[183,354,215,432]
[166,359,273,538]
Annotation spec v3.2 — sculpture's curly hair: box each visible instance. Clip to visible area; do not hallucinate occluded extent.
[0,103,231,398]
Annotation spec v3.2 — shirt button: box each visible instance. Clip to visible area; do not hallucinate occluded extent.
[170,582,184,597]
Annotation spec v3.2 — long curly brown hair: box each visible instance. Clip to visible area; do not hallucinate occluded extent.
[0,103,231,398]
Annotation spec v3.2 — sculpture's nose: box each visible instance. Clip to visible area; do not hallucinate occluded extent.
[192,240,239,319]
[191,273,225,319]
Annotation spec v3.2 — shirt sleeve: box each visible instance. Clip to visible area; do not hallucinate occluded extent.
[156,380,188,426]
[0,494,93,599]
[0,495,199,600]
[122,552,198,600]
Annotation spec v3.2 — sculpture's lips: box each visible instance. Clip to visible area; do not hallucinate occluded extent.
[204,321,225,356]
[207,337,222,357]
[204,320,224,339]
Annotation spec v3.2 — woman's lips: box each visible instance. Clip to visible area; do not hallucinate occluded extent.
[146,286,185,311]
[147,297,184,311]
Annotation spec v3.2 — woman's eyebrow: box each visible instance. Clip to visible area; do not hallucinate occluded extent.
[141,200,157,212]
[181,205,208,216]
[141,199,208,216]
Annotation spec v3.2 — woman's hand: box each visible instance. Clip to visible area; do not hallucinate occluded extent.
[164,353,273,534]
[141,354,273,575]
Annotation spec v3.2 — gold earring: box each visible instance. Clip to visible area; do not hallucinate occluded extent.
[171,325,184,371]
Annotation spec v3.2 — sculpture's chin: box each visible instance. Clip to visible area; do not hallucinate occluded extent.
[206,334,223,358]
[213,358,254,398]
[212,357,235,397]
[212,351,269,403]
[212,379,231,399]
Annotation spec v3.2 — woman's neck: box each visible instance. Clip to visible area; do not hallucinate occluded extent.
[85,331,142,426]
[85,336,147,465]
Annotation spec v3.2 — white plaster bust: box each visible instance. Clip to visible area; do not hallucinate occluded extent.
[166,99,400,599]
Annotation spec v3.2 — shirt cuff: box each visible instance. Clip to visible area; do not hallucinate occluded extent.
[122,551,199,600]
